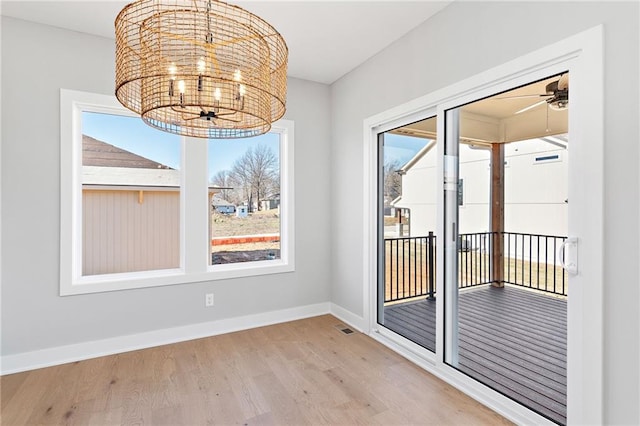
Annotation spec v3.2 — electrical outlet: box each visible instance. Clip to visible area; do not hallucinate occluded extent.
[205,293,214,307]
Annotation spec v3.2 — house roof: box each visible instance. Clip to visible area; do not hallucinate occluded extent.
[212,195,235,207]
[390,195,402,207]
[400,140,436,173]
[83,135,173,169]
[82,135,180,187]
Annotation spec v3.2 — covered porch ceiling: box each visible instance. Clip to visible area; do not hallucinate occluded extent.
[391,75,569,144]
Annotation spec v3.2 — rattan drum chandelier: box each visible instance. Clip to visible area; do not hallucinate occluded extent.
[115,0,288,138]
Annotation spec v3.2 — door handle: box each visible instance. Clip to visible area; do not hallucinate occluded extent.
[557,237,578,275]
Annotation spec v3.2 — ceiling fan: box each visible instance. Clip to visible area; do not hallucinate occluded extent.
[499,74,569,115]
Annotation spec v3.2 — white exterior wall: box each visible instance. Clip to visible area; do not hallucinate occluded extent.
[394,143,492,236]
[394,145,437,237]
[504,140,568,236]
[458,146,492,235]
[396,139,567,238]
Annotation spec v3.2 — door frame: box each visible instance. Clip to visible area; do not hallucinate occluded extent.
[362,25,603,424]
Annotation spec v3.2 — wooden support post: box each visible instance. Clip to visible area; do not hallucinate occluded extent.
[490,143,505,287]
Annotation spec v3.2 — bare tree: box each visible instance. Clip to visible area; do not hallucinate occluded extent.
[229,159,252,208]
[248,145,278,210]
[230,145,279,212]
[384,160,403,204]
[210,170,233,201]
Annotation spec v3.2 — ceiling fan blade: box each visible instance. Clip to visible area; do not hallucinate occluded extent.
[515,100,547,115]
[495,94,551,100]
[557,73,569,90]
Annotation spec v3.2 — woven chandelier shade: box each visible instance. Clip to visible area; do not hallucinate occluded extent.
[115,0,288,139]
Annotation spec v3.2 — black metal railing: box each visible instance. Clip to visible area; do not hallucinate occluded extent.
[384,231,568,303]
[502,232,567,296]
[458,232,497,289]
[384,232,436,302]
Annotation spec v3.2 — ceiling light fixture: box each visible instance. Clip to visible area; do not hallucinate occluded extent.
[115,0,288,139]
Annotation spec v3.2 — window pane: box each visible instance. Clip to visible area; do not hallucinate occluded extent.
[208,133,281,265]
[81,112,181,276]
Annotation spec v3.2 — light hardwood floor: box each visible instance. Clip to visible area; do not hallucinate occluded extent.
[1,315,511,425]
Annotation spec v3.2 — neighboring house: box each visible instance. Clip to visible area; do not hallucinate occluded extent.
[83,135,235,271]
[392,137,568,238]
[83,135,231,275]
[82,135,181,276]
[212,195,236,214]
[260,194,280,211]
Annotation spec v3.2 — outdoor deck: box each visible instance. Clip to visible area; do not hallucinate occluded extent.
[383,285,567,425]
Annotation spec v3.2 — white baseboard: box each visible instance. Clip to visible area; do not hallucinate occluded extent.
[1,302,331,375]
[329,303,366,332]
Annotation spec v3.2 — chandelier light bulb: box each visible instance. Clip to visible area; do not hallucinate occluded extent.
[168,64,177,78]
[233,69,242,82]
[197,57,206,74]
[178,80,186,94]
[214,87,221,102]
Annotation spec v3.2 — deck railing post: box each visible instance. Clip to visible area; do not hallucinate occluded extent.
[427,231,435,300]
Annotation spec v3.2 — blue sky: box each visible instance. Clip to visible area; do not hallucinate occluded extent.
[383,133,430,166]
[82,112,425,174]
[82,112,279,177]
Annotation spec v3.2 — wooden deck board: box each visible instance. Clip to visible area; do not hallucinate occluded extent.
[459,331,566,380]
[459,310,566,357]
[383,285,567,425]
[384,299,436,352]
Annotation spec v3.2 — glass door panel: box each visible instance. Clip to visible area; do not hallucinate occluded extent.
[377,117,437,352]
[444,74,569,425]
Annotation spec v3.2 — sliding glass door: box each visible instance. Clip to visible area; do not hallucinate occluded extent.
[374,73,576,424]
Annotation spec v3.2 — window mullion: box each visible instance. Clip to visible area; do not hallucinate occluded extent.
[182,136,209,274]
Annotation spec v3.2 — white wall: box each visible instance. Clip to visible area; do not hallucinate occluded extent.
[330,2,638,423]
[1,17,332,355]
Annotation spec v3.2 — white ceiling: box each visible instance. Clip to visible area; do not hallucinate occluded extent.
[0,0,452,84]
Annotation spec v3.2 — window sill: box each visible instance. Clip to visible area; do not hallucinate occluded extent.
[61,261,295,296]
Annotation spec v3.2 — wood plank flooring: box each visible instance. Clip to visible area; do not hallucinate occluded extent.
[384,285,567,424]
[1,315,510,426]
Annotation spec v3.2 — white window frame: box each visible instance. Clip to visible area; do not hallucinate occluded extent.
[60,89,295,296]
